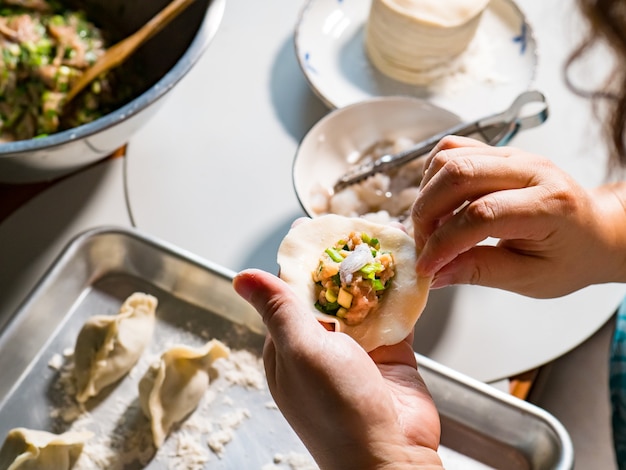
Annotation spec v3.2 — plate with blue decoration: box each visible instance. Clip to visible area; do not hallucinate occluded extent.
[294,0,537,122]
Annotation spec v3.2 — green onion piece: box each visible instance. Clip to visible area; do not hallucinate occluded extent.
[372,279,385,291]
[325,247,344,263]
[50,15,65,26]
[360,263,383,279]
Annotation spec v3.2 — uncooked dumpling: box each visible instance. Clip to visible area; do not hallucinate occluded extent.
[138,339,230,448]
[0,428,92,470]
[74,292,158,403]
[277,215,431,351]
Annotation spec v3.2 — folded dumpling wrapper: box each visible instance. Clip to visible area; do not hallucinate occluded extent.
[277,215,431,351]
[0,428,92,470]
[74,292,158,403]
[138,339,230,448]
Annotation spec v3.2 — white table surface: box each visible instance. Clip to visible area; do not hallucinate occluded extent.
[124,0,626,382]
[1,0,624,384]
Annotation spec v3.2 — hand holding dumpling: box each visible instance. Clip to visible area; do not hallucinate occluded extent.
[233,269,444,469]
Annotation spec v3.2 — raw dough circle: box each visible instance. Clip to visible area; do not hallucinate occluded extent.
[277,214,431,351]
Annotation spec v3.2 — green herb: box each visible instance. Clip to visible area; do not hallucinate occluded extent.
[315,301,339,315]
[360,262,384,279]
[0,3,136,141]
[325,247,344,263]
[372,279,385,291]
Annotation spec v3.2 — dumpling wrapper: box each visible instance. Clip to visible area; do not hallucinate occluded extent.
[381,0,490,27]
[277,214,431,352]
[365,0,489,84]
[0,428,92,470]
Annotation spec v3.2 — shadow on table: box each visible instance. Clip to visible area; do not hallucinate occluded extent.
[413,287,456,356]
[236,211,304,275]
[268,35,329,142]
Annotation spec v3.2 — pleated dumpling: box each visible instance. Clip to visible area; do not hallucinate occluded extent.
[0,428,92,470]
[138,339,230,448]
[74,292,158,403]
[277,214,431,352]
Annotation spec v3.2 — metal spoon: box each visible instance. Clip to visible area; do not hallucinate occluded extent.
[333,90,549,193]
[64,0,197,103]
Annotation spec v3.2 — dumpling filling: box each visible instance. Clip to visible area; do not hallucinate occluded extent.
[312,231,395,326]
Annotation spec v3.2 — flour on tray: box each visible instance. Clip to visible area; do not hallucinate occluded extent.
[214,349,266,390]
[43,342,283,469]
[262,452,319,470]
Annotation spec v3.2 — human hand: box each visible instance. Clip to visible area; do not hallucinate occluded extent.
[233,268,443,470]
[412,135,626,298]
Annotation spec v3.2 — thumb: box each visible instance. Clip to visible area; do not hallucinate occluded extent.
[233,268,321,347]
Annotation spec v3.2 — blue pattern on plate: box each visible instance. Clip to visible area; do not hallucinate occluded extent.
[611,296,626,468]
[513,23,528,55]
[303,52,317,74]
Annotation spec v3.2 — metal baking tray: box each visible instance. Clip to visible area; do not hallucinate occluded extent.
[0,226,574,469]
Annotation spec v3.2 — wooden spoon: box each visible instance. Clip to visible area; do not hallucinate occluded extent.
[64,0,197,103]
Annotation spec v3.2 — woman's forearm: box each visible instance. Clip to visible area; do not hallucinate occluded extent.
[589,181,626,284]
[413,137,626,297]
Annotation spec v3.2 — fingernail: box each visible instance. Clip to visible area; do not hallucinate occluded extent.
[232,271,256,303]
[431,271,454,289]
[415,261,432,279]
[416,253,445,278]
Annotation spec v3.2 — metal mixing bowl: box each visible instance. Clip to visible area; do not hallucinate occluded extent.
[0,0,225,183]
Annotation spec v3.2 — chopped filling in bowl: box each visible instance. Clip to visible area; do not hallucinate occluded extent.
[312,231,395,326]
[0,0,135,141]
[310,137,425,235]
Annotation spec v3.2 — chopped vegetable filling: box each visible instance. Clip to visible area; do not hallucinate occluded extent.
[0,0,137,141]
[312,231,395,326]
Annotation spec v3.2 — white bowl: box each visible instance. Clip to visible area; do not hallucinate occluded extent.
[293,96,461,220]
[0,0,225,183]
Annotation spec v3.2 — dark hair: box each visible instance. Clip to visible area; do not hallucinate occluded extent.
[565,0,626,170]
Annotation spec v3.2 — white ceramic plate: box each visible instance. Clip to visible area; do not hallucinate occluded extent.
[294,0,538,121]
